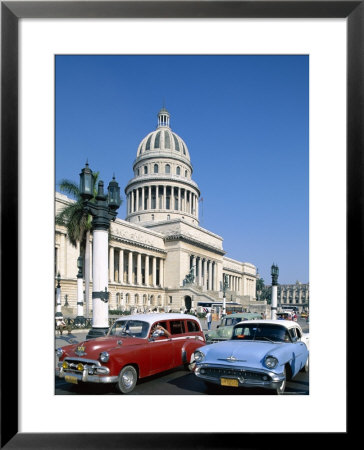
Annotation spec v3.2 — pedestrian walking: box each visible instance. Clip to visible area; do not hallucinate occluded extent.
[206,310,212,330]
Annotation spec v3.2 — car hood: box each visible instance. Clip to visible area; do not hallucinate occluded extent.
[200,340,282,366]
[61,336,145,360]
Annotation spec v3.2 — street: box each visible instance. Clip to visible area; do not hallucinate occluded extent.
[55,317,309,396]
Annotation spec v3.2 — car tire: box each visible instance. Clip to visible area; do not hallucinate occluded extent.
[276,367,286,395]
[117,365,138,394]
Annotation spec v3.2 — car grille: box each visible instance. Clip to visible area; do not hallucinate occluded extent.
[62,357,100,374]
[202,367,269,382]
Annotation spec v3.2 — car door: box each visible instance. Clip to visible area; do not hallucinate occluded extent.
[169,319,188,367]
[289,327,308,374]
[147,321,173,376]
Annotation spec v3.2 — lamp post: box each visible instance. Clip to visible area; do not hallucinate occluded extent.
[74,256,85,327]
[222,274,229,317]
[271,263,279,320]
[79,162,121,339]
[55,272,62,317]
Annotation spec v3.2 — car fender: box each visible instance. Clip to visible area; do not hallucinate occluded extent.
[181,338,206,364]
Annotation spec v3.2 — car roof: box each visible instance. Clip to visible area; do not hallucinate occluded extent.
[235,319,301,329]
[114,313,202,327]
[227,312,261,318]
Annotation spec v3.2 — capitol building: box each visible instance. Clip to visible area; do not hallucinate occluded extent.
[55,108,262,316]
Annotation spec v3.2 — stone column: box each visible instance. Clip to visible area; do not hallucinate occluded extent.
[119,249,124,284]
[208,261,212,290]
[163,185,166,209]
[148,186,152,210]
[203,259,207,289]
[178,187,181,211]
[141,186,144,210]
[152,257,157,287]
[109,246,114,283]
[128,251,133,284]
[137,253,142,285]
[160,258,164,287]
[192,256,196,280]
[145,255,150,286]
[198,258,202,286]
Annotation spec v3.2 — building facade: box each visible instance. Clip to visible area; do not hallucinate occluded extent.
[55,108,261,316]
[277,281,309,312]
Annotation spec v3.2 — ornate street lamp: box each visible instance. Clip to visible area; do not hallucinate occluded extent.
[271,263,279,319]
[55,272,62,317]
[79,162,121,339]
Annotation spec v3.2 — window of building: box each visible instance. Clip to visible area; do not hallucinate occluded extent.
[185,170,188,177]
[173,134,180,151]
[144,165,148,175]
[169,296,173,304]
[176,166,181,175]
[165,164,170,174]
[154,164,159,174]
[154,131,161,148]
[164,131,171,149]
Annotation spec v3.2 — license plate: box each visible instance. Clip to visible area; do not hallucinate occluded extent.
[221,378,239,387]
[65,375,78,384]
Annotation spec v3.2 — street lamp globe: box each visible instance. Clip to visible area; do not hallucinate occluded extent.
[79,162,94,201]
[107,176,121,210]
[271,263,279,286]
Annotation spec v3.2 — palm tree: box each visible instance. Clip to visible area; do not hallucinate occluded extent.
[56,173,98,317]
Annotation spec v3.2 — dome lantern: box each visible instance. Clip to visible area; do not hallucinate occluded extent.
[157,107,170,128]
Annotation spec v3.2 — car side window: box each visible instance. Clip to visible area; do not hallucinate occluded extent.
[296,328,302,339]
[187,320,199,332]
[289,328,298,342]
[170,320,185,335]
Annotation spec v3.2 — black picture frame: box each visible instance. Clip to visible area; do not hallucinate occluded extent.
[1,1,355,448]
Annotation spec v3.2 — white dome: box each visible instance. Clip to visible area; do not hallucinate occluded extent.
[136,108,190,160]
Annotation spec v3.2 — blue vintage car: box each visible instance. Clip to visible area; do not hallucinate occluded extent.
[193,319,309,394]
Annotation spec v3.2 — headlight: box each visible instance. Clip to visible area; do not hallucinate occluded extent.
[99,351,110,363]
[62,361,69,369]
[265,355,278,369]
[56,348,64,358]
[194,351,205,363]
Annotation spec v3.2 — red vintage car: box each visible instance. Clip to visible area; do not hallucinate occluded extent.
[56,313,205,393]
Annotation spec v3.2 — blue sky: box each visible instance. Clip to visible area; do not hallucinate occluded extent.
[56,55,309,285]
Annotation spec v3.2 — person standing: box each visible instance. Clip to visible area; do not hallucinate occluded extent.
[206,310,212,330]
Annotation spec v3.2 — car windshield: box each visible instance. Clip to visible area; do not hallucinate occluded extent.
[108,320,150,338]
[231,323,290,343]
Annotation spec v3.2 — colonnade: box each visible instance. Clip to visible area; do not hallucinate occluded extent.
[189,255,218,291]
[127,185,199,217]
[224,273,242,294]
[108,247,164,288]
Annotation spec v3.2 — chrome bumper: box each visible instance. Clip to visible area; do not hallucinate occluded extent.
[57,359,118,384]
[194,363,285,390]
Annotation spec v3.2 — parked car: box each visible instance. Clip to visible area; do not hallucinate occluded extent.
[205,312,262,343]
[56,313,205,394]
[193,319,309,394]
